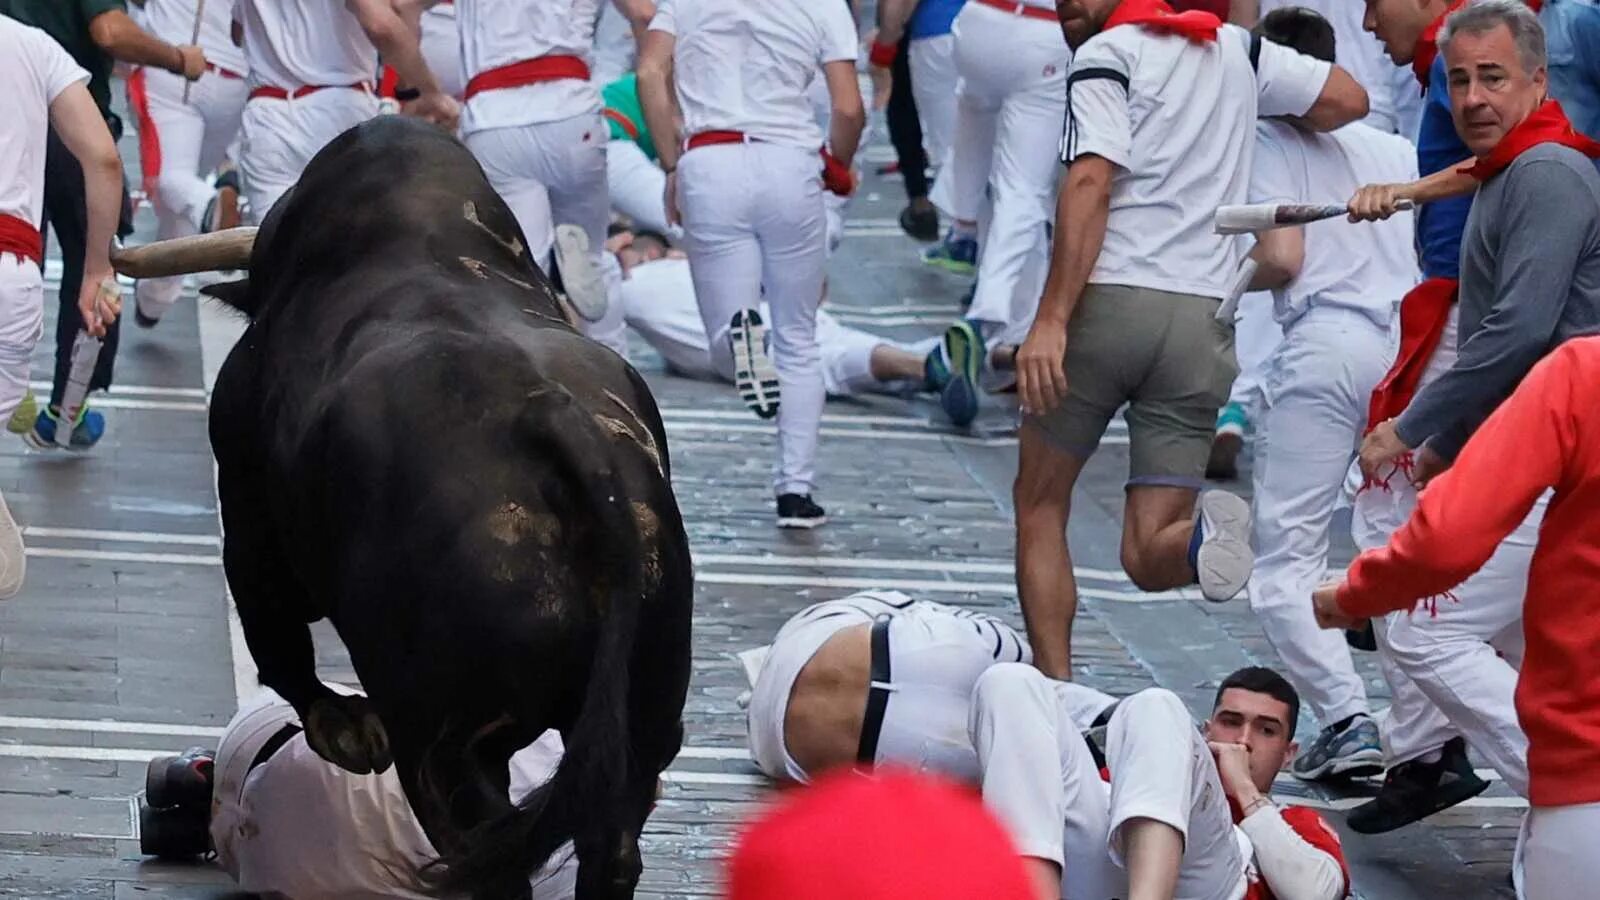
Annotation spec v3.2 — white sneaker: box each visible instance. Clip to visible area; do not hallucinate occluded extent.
[552,224,609,323]
[730,309,781,420]
[1194,490,1251,602]
[0,489,25,600]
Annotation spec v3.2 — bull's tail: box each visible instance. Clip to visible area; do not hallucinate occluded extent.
[430,385,654,898]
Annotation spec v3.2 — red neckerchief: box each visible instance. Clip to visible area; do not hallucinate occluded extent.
[1359,277,1459,493]
[1413,0,1542,90]
[1463,99,1600,181]
[1105,0,1221,42]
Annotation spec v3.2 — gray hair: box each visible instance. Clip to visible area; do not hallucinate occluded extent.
[1438,0,1547,74]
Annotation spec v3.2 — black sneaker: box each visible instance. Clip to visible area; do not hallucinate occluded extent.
[776,494,827,529]
[145,746,215,812]
[139,803,211,859]
[1345,622,1378,651]
[899,202,940,242]
[1345,737,1490,834]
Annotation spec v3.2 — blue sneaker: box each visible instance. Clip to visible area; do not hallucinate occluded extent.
[921,230,978,275]
[25,404,106,451]
[939,320,983,427]
[1291,714,1384,782]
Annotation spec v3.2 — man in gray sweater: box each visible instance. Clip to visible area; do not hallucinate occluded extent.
[1361,0,1600,481]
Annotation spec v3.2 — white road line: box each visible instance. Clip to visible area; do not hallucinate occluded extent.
[663,419,1019,447]
[0,716,224,737]
[25,547,222,566]
[22,527,219,547]
[828,313,951,327]
[28,381,207,400]
[662,408,930,429]
[85,397,208,413]
[828,303,965,316]
[676,746,752,761]
[697,570,1016,595]
[0,744,165,763]
[660,770,766,786]
[0,828,138,842]
[694,551,1014,577]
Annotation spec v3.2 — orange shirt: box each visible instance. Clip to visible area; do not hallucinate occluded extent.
[1337,336,1600,806]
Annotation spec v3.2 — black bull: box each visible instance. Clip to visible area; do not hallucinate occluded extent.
[206,118,692,898]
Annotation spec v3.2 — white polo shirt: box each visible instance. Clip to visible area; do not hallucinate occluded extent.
[0,16,88,231]
[1063,24,1331,300]
[144,0,248,77]
[648,0,858,151]
[234,0,378,91]
[1250,119,1419,327]
[459,0,603,135]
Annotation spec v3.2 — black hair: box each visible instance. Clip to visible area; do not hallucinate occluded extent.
[1213,666,1301,738]
[1255,7,1337,64]
[606,222,633,238]
[631,229,672,254]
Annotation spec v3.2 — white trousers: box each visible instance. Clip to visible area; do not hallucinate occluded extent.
[240,88,378,224]
[606,139,678,237]
[131,66,248,318]
[466,114,627,357]
[1520,803,1600,900]
[1224,290,1285,421]
[908,34,959,171]
[971,669,1246,900]
[675,142,828,495]
[934,3,1067,332]
[1248,308,1393,728]
[0,256,45,425]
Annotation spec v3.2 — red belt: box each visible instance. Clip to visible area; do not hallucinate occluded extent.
[249,81,372,102]
[973,0,1061,22]
[0,214,43,268]
[685,130,761,151]
[464,55,590,100]
[208,63,245,80]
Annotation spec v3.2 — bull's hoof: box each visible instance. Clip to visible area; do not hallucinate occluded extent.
[304,695,392,775]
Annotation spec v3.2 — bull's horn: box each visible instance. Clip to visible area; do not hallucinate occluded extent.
[111,227,258,278]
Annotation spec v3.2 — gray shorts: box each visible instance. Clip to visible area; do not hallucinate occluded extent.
[1028,283,1237,486]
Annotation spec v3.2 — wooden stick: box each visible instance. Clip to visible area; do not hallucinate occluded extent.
[182,0,207,104]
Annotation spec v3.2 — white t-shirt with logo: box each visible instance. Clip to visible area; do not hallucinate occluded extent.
[459,0,604,134]
[1063,24,1331,300]
[0,16,89,230]
[144,0,248,77]
[234,0,378,91]
[648,0,858,151]
[1250,119,1419,326]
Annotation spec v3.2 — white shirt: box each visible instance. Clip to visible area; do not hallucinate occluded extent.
[649,0,858,150]
[1260,0,1414,137]
[143,0,248,76]
[1064,25,1331,300]
[213,689,575,899]
[1250,119,1419,326]
[0,16,89,230]
[234,0,378,91]
[459,0,603,133]
[590,0,637,86]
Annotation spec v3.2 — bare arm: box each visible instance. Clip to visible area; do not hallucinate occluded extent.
[347,0,441,95]
[612,0,658,46]
[823,59,865,167]
[874,0,918,47]
[88,8,204,78]
[1015,156,1115,415]
[1297,65,1369,132]
[49,82,124,337]
[636,29,682,172]
[1246,227,1303,290]
[1348,159,1476,221]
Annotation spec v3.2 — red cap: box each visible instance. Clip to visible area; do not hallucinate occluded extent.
[726,767,1037,900]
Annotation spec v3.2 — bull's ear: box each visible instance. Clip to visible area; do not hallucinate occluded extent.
[200,278,255,317]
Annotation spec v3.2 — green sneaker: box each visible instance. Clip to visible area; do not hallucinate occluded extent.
[6,390,37,435]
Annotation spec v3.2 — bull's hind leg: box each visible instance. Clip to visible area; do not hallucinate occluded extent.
[219,471,391,775]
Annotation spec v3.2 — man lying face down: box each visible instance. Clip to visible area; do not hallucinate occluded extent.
[743,592,1349,900]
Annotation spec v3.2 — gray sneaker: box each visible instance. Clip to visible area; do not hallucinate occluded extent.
[1291,715,1384,782]
[1194,490,1252,602]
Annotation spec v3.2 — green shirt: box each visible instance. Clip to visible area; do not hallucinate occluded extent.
[601,72,657,161]
[2,0,127,121]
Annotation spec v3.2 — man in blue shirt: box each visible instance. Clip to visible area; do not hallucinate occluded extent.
[1543,0,1600,138]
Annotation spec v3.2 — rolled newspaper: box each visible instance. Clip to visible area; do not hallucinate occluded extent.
[1213,200,1414,235]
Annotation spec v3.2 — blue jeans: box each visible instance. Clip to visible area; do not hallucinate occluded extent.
[1544,0,1600,139]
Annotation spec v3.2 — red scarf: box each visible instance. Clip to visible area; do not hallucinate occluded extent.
[1463,99,1600,180]
[1105,0,1220,42]
[1413,0,1541,90]
[1365,277,1459,435]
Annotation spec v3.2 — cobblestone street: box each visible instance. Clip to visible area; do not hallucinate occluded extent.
[0,107,1522,899]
